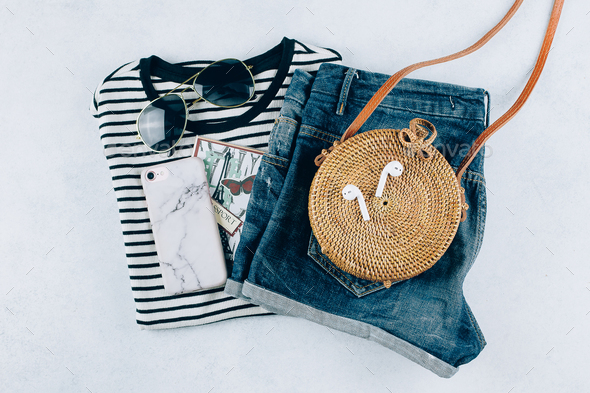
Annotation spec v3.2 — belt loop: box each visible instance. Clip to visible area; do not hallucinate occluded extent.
[336,68,357,116]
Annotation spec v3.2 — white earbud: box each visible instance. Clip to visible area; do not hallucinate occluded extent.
[342,185,370,221]
[375,161,404,197]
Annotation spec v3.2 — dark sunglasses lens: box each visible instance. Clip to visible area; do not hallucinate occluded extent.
[137,95,186,152]
[193,59,254,107]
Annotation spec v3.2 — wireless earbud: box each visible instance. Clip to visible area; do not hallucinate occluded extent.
[375,161,404,197]
[342,184,370,221]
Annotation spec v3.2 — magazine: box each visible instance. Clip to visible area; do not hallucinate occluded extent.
[193,137,264,268]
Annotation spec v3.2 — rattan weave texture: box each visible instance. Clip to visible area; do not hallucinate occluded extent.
[309,119,462,286]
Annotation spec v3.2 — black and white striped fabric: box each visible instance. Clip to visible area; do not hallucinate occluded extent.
[91,38,341,329]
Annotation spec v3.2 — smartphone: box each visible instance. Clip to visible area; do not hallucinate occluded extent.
[141,157,227,295]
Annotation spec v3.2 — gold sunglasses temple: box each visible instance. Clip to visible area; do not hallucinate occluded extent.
[187,96,204,109]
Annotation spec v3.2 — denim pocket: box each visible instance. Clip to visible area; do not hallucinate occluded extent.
[307,232,387,298]
[256,116,297,203]
[267,117,299,160]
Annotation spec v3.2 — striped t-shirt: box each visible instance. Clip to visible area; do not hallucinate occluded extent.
[91,38,342,329]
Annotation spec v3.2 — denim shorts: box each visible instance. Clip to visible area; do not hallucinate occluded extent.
[226,63,489,378]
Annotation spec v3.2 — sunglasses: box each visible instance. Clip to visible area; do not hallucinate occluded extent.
[136,58,255,153]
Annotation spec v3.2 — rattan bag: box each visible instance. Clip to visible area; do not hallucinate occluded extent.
[308,0,564,287]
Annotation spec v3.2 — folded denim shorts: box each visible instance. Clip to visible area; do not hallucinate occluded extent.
[226,63,489,378]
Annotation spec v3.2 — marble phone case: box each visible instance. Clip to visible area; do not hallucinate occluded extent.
[141,157,227,295]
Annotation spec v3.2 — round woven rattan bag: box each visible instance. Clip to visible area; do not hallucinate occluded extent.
[308,119,465,287]
[308,0,563,287]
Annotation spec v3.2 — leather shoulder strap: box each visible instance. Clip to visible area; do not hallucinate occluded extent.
[336,0,564,182]
[455,0,563,180]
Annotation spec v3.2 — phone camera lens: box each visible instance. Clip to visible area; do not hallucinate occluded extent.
[147,171,155,180]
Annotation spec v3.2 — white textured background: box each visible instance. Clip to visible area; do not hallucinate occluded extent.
[1,1,589,392]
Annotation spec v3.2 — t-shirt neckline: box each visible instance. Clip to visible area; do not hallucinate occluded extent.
[138,37,295,135]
